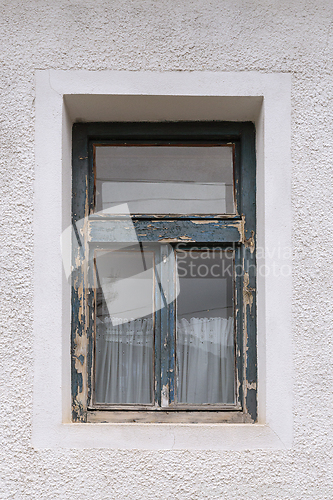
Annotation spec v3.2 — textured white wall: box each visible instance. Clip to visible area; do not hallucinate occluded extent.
[0,1,333,498]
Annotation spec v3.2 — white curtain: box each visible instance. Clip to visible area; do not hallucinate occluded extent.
[177,317,235,404]
[95,317,154,404]
[95,315,235,405]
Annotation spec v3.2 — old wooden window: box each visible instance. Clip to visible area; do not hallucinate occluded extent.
[71,122,256,423]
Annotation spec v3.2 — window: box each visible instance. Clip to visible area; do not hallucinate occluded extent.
[71,121,256,423]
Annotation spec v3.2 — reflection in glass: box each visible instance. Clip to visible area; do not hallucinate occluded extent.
[176,249,235,404]
[94,248,154,404]
[95,145,234,214]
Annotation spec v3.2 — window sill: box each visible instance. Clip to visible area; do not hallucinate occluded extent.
[31,422,287,450]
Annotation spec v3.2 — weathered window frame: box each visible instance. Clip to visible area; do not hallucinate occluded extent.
[71,121,256,423]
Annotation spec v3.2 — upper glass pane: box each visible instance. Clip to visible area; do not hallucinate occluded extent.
[95,145,235,214]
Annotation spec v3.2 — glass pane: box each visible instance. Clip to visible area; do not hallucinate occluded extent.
[176,248,235,404]
[95,145,234,214]
[94,248,154,405]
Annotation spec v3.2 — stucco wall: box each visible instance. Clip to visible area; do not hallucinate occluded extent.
[1,1,333,498]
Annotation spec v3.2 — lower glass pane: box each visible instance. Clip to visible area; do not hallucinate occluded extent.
[176,248,235,404]
[94,248,154,405]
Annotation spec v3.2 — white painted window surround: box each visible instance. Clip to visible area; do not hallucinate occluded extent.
[33,70,292,450]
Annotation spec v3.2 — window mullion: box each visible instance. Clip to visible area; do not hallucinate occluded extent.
[154,247,162,407]
[159,244,175,407]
